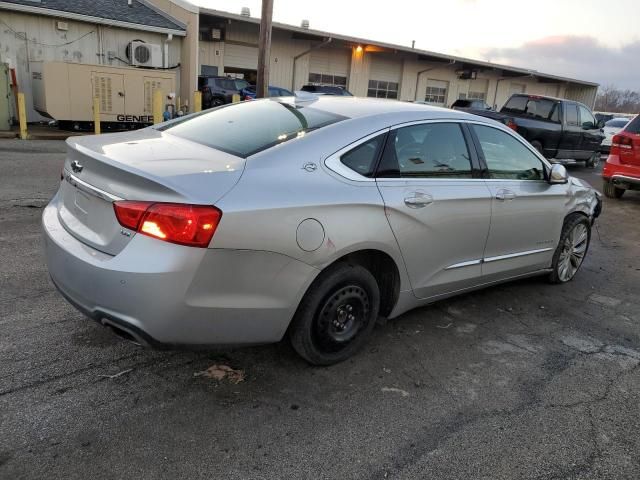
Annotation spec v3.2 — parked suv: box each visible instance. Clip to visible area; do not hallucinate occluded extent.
[198,76,250,108]
[301,85,353,96]
[602,114,640,198]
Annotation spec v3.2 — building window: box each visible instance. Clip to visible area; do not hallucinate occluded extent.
[468,91,486,101]
[308,73,347,87]
[468,79,488,101]
[367,80,398,99]
[424,82,447,105]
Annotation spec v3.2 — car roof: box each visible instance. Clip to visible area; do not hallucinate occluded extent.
[288,95,481,121]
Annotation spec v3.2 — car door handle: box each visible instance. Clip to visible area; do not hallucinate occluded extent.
[495,189,516,201]
[404,195,433,208]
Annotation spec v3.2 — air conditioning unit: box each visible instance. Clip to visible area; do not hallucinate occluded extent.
[129,41,162,68]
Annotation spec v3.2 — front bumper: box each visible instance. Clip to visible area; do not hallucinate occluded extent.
[43,195,318,347]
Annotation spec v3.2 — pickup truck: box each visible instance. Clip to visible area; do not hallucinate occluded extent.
[471,94,605,168]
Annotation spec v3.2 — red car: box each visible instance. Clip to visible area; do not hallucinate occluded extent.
[603,114,640,198]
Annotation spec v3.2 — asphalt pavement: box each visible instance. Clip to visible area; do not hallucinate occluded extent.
[1,140,639,479]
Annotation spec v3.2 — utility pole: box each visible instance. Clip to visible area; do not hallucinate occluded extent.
[256,0,274,98]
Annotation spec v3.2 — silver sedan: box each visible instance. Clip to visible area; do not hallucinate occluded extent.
[43,96,601,365]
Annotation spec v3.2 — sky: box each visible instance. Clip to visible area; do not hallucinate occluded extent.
[194,0,640,90]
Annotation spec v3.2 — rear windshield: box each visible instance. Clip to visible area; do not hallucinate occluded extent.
[452,100,472,107]
[605,118,628,128]
[502,96,559,122]
[159,100,347,157]
[625,115,640,134]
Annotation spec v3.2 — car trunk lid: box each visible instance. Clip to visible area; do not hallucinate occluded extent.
[57,128,244,255]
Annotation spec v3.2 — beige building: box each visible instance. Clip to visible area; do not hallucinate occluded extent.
[196,8,598,109]
[0,0,598,126]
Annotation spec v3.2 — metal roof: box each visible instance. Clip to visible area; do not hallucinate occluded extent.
[200,7,598,88]
[0,0,186,35]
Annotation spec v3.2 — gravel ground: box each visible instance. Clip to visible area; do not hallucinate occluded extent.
[1,140,639,479]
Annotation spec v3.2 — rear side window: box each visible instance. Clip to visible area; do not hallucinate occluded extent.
[160,101,347,157]
[473,125,545,180]
[625,115,640,134]
[340,135,385,177]
[377,123,473,178]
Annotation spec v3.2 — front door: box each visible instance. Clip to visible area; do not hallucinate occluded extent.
[557,102,582,159]
[375,121,492,299]
[470,123,566,282]
[578,104,604,157]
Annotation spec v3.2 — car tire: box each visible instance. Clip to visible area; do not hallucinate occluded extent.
[289,263,380,365]
[530,140,543,155]
[548,214,591,284]
[212,97,224,107]
[603,180,625,199]
[586,152,600,169]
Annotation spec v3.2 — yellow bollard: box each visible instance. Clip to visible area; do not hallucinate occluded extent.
[193,91,202,113]
[93,97,101,135]
[232,93,241,103]
[17,92,27,140]
[153,89,163,124]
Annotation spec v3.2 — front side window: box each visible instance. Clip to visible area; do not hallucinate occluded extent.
[578,105,596,129]
[367,80,398,99]
[340,135,385,177]
[160,101,347,158]
[377,123,473,178]
[473,125,545,181]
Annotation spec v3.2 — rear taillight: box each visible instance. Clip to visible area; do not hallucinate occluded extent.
[113,201,222,248]
[612,134,633,150]
[244,95,253,101]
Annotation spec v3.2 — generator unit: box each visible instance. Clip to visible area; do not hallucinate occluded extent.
[31,61,177,130]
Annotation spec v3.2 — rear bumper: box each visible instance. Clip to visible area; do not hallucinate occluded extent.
[603,156,640,187]
[43,195,318,347]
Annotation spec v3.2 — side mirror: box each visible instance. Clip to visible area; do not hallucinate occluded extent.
[549,164,568,184]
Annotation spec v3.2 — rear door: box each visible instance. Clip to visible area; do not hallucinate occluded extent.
[375,121,492,299]
[469,123,566,282]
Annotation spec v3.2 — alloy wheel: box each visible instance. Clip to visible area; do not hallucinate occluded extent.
[557,223,589,281]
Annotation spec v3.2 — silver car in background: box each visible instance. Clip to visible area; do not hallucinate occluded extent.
[43,96,601,365]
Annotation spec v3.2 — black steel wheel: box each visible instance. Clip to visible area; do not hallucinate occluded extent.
[289,264,380,365]
[603,180,625,199]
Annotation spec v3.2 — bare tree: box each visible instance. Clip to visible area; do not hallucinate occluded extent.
[595,85,640,113]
